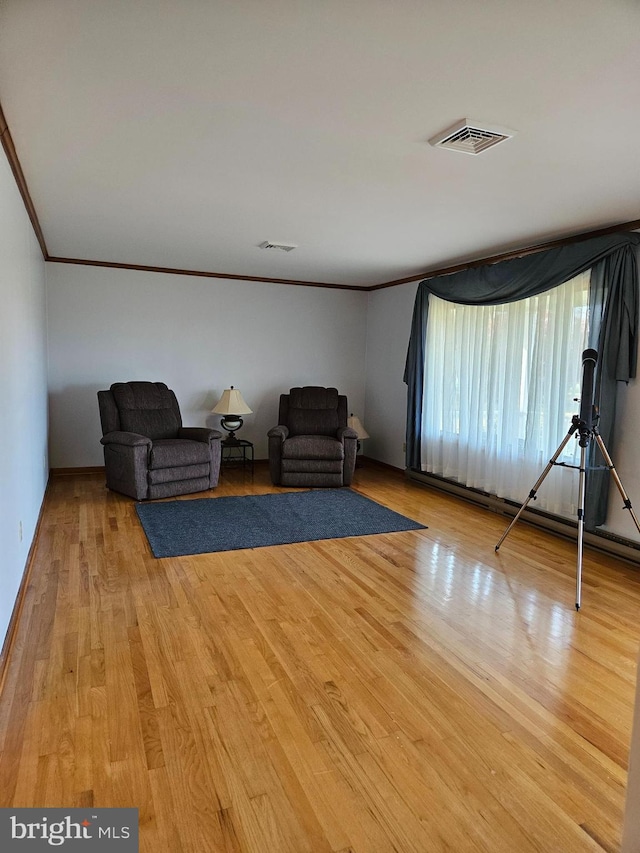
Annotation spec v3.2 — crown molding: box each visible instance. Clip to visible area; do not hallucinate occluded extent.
[45,256,369,291]
[0,101,48,258]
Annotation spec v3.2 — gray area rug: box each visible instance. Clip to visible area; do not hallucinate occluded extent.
[136,488,426,557]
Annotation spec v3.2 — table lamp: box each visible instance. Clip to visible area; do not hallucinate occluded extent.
[212,386,252,445]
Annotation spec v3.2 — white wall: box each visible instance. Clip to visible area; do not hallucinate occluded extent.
[0,152,48,647]
[45,263,368,466]
[363,281,418,469]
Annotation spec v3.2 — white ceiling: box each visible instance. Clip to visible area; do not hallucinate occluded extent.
[1,0,639,287]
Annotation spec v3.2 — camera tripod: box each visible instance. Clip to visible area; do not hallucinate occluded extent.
[495,350,640,610]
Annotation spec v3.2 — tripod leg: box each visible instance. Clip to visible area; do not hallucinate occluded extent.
[495,429,576,552]
[593,433,640,536]
[575,443,587,611]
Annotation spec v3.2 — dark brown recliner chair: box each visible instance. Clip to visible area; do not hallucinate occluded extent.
[98,381,222,500]
[268,386,358,487]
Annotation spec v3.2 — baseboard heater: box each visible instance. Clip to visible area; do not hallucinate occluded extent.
[406,468,640,568]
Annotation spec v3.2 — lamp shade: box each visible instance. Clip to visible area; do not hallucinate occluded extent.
[347,414,369,439]
[212,386,252,415]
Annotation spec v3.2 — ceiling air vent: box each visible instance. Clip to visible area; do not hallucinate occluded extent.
[258,240,298,252]
[429,119,516,155]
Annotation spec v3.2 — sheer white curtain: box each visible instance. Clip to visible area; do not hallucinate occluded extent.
[421,271,590,518]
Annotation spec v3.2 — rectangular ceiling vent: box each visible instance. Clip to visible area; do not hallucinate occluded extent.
[258,240,297,252]
[429,119,516,155]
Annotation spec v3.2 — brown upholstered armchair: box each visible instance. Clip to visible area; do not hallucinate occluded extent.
[98,381,222,500]
[268,386,358,487]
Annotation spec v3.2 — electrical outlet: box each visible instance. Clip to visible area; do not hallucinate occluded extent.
[19,520,23,542]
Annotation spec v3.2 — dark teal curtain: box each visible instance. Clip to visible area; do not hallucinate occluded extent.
[404,232,640,529]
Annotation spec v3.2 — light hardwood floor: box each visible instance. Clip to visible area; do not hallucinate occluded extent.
[1,463,639,852]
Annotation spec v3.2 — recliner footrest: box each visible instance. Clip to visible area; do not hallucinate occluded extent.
[281,434,344,461]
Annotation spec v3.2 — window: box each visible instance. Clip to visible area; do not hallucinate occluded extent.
[421,270,591,517]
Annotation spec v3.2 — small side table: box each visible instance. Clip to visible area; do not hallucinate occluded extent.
[221,439,254,472]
